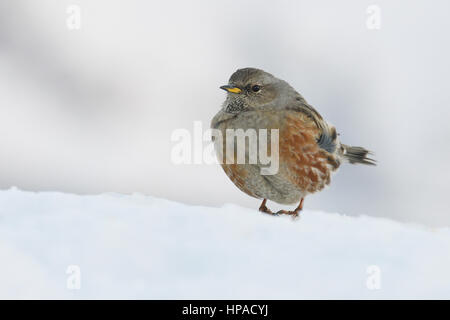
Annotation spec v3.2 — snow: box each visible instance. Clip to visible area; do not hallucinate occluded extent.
[1,188,449,299]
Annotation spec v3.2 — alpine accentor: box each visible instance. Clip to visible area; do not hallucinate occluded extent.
[211,68,375,216]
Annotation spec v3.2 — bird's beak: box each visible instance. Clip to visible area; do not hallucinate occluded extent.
[220,85,241,94]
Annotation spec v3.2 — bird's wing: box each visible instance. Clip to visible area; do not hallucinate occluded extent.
[279,111,340,193]
[286,98,338,154]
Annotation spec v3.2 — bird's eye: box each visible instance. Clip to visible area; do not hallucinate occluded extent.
[251,85,261,92]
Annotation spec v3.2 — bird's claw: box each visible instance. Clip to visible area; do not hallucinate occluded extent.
[276,210,300,219]
[258,199,302,219]
[259,206,276,216]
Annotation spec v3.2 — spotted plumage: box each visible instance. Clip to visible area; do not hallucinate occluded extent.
[211,68,375,217]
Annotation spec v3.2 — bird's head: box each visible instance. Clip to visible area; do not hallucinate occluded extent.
[220,68,285,110]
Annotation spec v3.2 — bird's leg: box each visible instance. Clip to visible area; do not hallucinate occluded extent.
[277,198,304,218]
[258,198,276,215]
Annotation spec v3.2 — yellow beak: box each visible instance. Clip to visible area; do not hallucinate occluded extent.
[220,85,242,94]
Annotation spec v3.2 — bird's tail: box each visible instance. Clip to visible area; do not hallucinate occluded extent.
[342,144,376,166]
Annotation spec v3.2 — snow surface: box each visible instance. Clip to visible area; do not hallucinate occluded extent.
[0,187,449,299]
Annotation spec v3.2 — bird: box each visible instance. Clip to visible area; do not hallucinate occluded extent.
[211,68,375,217]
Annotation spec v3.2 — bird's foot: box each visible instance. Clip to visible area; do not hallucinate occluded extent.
[259,205,277,216]
[276,210,300,219]
[258,199,278,216]
[259,198,303,219]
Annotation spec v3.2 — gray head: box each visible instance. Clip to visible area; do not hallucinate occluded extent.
[220,68,295,110]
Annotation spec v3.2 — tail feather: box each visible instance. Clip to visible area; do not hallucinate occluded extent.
[342,144,376,166]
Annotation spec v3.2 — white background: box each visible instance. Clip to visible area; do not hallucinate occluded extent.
[1,0,449,226]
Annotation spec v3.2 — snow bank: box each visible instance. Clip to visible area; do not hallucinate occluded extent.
[0,188,449,299]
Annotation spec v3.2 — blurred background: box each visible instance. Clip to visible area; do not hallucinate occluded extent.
[0,0,449,227]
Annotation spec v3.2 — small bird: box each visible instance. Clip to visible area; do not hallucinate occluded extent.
[211,68,375,217]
